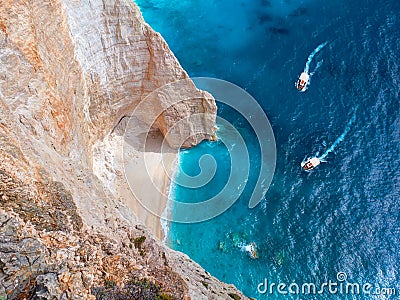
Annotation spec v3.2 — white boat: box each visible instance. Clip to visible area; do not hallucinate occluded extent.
[296,72,309,92]
[301,157,321,171]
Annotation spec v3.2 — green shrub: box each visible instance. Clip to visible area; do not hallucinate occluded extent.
[228,293,241,300]
[133,236,146,249]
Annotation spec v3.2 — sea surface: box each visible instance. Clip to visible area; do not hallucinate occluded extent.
[135,0,400,298]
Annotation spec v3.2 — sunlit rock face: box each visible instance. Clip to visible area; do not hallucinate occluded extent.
[0,0,247,299]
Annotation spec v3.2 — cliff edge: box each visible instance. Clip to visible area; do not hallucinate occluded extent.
[0,0,247,299]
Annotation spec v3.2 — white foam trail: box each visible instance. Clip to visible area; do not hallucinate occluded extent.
[306,60,324,89]
[309,60,323,78]
[318,108,358,160]
[304,42,327,73]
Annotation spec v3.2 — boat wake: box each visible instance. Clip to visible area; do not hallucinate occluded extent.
[296,42,327,92]
[318,107,358,160]
[304,42,328,73]
[308,60,323,80]
[301,108,357,171]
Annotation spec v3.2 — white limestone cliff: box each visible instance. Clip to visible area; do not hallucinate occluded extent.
[0,0,248,299]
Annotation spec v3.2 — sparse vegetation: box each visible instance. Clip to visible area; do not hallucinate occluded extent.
[162,252,168,266]
[133,236,146,249]
[156,293,174,300]
[91,277,175,300]
[228,293,241,300]
[104,279,115,289]
[132,236,146,256]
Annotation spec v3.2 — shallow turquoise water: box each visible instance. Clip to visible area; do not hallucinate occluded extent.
[136,0,400,298]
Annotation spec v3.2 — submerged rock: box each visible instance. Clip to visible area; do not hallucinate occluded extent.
[289,6,308,17]
[269,26,290,35]
[258,14,273,24]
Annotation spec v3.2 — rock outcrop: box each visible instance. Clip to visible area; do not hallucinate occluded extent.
[0,0,247,299]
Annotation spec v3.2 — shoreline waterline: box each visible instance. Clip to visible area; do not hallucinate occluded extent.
[160,153,180,243]
[122,127,179,241]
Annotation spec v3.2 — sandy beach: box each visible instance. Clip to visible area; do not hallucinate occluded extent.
[120,121,179,240]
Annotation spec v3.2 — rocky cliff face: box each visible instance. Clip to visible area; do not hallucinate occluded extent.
[0,0,247,299]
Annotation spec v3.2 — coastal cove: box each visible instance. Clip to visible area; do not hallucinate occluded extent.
[1,0,398,297]
[0,0,247,298]
[136,0,400,299]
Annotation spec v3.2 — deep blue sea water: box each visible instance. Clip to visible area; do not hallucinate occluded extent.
[135,0,400,298]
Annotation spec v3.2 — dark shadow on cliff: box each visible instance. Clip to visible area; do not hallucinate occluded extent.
[113,116,175,154]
